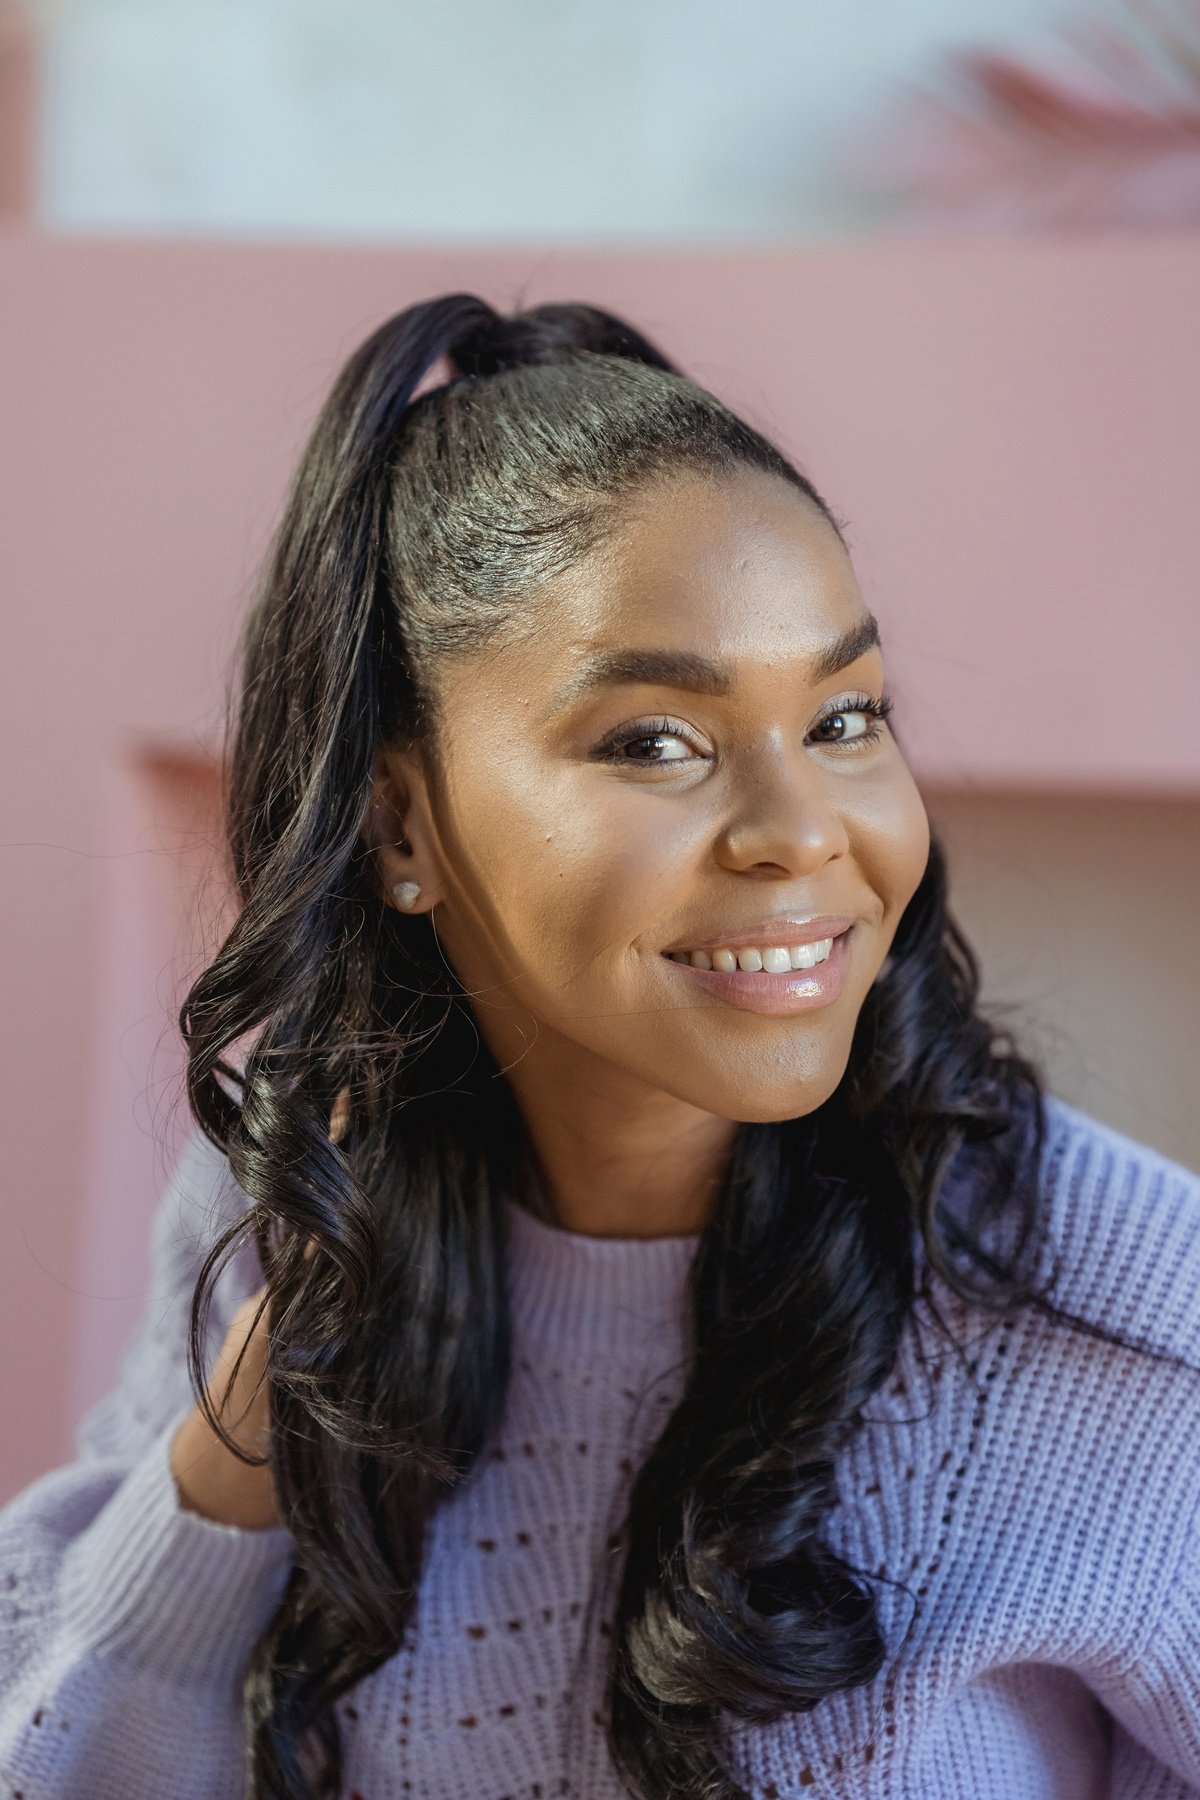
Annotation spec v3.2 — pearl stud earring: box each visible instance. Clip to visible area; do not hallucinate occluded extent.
[392,880,422,911]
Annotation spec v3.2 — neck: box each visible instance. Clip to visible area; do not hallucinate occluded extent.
[514,1080,737,1239]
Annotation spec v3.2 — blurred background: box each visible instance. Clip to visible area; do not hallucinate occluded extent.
[2,0,1198,1501]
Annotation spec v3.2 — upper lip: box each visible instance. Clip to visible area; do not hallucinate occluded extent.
[662,915,855,954]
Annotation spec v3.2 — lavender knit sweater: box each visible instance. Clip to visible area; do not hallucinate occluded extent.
[2,1092,1200,1798]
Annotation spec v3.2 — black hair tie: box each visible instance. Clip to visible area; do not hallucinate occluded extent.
[450,302,677,380]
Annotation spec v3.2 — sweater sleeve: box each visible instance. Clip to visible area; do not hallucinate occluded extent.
[1005,1102,1200,1797]
[0,1125,296,1800]
[1098,1486,1200,1796]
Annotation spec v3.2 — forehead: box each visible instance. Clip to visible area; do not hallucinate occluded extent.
[601,461,850,606]
[517,465,866,689]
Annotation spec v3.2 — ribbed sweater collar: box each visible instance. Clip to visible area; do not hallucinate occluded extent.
[504,1198,701,1369]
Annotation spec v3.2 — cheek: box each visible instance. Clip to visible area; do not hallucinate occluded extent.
[852,773,931,919]
[459,770,673,991]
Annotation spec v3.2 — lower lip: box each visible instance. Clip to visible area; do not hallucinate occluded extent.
[661,926,853,1016]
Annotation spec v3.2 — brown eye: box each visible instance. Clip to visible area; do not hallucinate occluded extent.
[814,710,870,742]
[810,694,894,751]
[595,717,699,765]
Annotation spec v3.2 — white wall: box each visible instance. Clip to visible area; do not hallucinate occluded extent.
[38,0,1132,241]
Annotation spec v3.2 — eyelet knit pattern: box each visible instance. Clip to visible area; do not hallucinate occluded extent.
[2,1095,1200,1798]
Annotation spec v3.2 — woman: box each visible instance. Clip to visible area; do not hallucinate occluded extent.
[2,294,1198,1800]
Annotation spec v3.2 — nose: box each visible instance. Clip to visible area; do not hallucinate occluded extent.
[713,749,851,877]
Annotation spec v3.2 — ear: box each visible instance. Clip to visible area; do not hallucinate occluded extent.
[359,747,440,916]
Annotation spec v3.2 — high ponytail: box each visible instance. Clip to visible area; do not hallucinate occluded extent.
[177,291,1112,1799]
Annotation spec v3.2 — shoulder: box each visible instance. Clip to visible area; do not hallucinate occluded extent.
[935,1093,1200,1615]
[862,1096,1200,1677]
[68,1123,265,1465]
[158,1119,243,1230]
[1029,1093,1200,1361]
[149,1120,267,1307]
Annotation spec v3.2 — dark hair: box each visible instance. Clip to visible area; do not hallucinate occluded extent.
[179,294,1181,1799]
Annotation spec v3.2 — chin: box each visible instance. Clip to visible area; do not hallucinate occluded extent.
[695,1065,849,1125]
[732,1094,838,1125]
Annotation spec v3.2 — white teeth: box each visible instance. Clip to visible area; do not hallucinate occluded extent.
[790,941,828,970]
[668,937,836,973]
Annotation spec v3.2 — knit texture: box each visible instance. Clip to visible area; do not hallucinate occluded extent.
[2,1093,1200,1798]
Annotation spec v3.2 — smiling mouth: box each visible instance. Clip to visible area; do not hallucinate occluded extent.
[658,927,853,1020]
[662,937,837,975]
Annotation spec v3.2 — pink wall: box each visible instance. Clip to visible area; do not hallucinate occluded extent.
[3,227,1198,1501]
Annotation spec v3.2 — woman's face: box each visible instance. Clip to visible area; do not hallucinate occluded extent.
[375,464,930,1124]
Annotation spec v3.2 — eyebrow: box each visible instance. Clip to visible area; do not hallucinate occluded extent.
[550,613,883,712]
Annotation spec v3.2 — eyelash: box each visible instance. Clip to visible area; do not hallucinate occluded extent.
[594,691,896,766]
